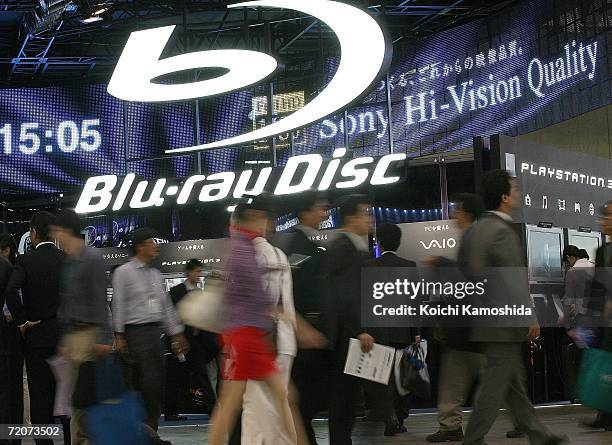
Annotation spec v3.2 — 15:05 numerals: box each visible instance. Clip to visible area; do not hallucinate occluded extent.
[0,119,102,155]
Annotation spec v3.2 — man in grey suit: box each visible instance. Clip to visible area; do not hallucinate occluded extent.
[462,170,564,445]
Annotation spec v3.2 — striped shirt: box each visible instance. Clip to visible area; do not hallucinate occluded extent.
[223,228,275,332]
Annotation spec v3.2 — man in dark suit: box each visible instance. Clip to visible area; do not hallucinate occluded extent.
[0,234,18,445]
[462,170,564,445]
[165,259,219,420]
[279,192,330,445]
[324,194,374,445]
[368,223,416,269]
[5,212,65,445]
[364,223,419,436]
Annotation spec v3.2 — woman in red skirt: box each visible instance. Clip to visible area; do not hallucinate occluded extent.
[208,201,296,445]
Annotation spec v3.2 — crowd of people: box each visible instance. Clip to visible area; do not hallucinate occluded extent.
[0,168,610,445]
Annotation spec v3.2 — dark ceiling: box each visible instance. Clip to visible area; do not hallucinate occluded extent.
[0,0,521,87]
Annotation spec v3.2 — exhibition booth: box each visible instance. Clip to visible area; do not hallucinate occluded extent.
[2,0,611,411]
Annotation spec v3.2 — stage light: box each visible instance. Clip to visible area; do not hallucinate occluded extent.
[82,16,102,23]
[92,7,108,16]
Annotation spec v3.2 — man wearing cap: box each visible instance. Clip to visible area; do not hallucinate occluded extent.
[112,228,188,445]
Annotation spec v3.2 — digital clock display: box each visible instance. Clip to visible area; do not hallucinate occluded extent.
[0,84,125,197]
[0,120,102,155]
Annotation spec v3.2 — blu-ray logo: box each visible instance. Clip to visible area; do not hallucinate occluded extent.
[107,0,391,154]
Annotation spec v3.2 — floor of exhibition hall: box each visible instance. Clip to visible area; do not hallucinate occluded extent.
[154,405,612,445]
[15,404,612,444]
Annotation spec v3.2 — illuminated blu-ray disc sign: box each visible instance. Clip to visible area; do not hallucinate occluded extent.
[0,0,609,197]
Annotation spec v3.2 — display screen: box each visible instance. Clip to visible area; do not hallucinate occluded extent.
[527,226,564,281]
[0,84,125,196]
[2,0,610,196]
[312,0,609,156]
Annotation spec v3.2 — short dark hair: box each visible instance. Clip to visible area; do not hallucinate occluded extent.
[30,211,56,242]
[454,193,484,220]
[563,245,580,260]
[336,194,370,221]
[578,249,590,260]
[54,209,82,238]
[185,259,203,271]
[131,227,158,249]
[233,194,274,224]
[376,223,401,252]
[0,234,17,262]
[294,191,326,217]
[481,169,513,211]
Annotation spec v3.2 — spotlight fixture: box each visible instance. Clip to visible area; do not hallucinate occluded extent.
[81,16,102,23]
[92,6,108,16]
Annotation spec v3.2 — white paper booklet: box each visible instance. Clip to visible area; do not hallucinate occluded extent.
[343,338,395,384]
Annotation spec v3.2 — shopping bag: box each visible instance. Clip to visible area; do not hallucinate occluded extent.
[177,275,225,333]
[84,391,150,445]
[576,348,612,413]
[395,341,431,399]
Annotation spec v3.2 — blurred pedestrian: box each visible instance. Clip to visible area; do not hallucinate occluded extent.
[112,228,189,445]
[242,205,298,445]
[279,192,331,445]
[0,234,18,445]
[580,200,612,431]
[364,222,419,437]
[324,194,374,445]
[166,259,219,420]
[208,199,296,445]
[52,209,113,444]
[560,245,595,331]
[427,193,485,442]
[5,212,65,445]
[462,170,564,445]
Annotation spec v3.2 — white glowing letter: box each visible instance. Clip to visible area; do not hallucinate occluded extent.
[370,153,406,185]
[108,27,277,102]
[233,168,273,198]
[112,173,136,211]
[336,157,374,189]
[75,175,118,214]
[199,172,235,202]
[129,179,167,209]
[274,154,323,195]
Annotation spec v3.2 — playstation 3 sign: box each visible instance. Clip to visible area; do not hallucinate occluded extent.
[107,0,391,153]
[75,150,407,214]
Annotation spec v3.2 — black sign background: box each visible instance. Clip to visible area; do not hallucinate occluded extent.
[100,239,227,274]
[497,135,611,230]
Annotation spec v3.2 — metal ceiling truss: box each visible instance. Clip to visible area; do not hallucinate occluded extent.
[0,0,522,86]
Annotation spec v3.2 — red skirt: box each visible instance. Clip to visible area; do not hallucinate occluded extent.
[221,327,276,381]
